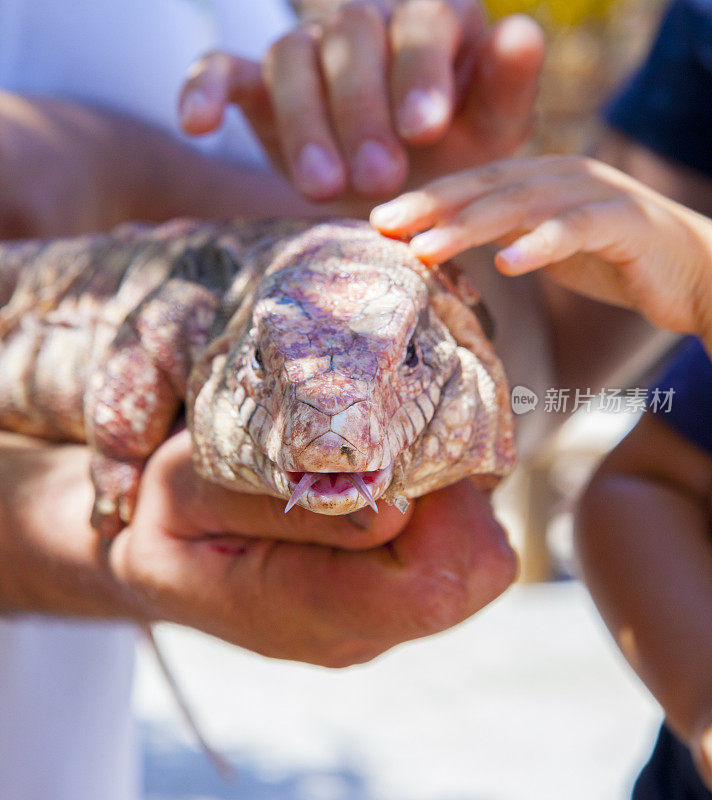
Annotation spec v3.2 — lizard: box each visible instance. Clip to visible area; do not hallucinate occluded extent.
[0,217,515,538]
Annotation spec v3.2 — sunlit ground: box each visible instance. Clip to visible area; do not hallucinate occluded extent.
[132,405,663,800]
[135,586,661,800]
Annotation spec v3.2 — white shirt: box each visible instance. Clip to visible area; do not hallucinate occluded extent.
[0,2,293,799]
[0,0,294,165]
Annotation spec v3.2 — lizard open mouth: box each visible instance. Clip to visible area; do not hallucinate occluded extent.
[284,465,393,514]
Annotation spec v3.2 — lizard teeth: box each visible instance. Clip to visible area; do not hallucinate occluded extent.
[345,473,379,513]
[284,470,382,513]
[284,472,319,513]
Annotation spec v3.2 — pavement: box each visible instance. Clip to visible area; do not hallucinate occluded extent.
[134,580,663,800]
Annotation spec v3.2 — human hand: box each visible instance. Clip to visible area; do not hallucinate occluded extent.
[371,154,712,346]
[178,1,543,201]
[109,429,517,666]
[0,430,516,665]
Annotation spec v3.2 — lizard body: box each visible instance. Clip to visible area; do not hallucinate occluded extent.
[0,218,514,535]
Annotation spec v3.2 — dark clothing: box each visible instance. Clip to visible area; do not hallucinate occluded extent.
[635,337,712,799]
[604,0,712,178]
[601,2,712,792]
[633,726,712,800]
[650,337,712,454]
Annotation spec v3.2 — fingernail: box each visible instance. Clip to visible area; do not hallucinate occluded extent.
[396,89,449,139]
[370,200,408,230]
[179,89,212,125]
[410,228,453,256]
[497,244,525,272]
[295,143,345,197]
[352,140,400,195]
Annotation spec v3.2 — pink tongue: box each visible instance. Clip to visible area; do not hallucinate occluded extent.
[284,471,378,513]
[311,473,351,494]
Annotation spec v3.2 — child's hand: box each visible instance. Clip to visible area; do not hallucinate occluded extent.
[371,155,712,345]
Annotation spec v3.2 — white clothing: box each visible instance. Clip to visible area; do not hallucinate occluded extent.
[0,0,294,166]
[0,618,139,800]
[0,2,293,799]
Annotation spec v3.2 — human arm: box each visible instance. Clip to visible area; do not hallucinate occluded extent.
[0,91,319,241]
[520,0,712,391]
[577,411,712,788]
[0,429,517,666]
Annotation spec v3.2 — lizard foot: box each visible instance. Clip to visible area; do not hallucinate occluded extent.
[90,454,144,538]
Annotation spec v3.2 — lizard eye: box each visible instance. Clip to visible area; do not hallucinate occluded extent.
[251,347,264,371]
[404,338,418,368]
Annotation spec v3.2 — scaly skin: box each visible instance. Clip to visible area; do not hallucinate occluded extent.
[0,218,515,536]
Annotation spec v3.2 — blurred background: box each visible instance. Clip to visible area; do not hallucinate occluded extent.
[133,1,674,799]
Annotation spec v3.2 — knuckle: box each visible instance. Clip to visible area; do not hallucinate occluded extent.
[620,192,649,223]
[395,0,459,26]
[185,50,221,80]
[561,204,594,233]
[474,160,510,188]
[199,48,226,63]
[392,0,461,55]
[188,53,211,76]
[266,29,313,69]
[323,3,387,50]
[498,181,532,205]
[341,1,387,30]
[534,219,565,253]
[209,50,243,78]
[333,84,384,120]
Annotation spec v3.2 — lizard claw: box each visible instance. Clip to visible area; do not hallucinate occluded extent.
[90,496,124,538]
[89,453,143,537]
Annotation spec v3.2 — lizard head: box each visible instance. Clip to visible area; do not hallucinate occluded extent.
[189,220,514,515]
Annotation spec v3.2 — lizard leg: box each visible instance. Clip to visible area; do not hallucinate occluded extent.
[86,279,219,537]
[86,337,181,537]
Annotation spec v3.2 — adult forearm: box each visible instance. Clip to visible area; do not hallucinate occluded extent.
[0,434,144,620]
[0,92,325,240]
[126,123,328,222]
